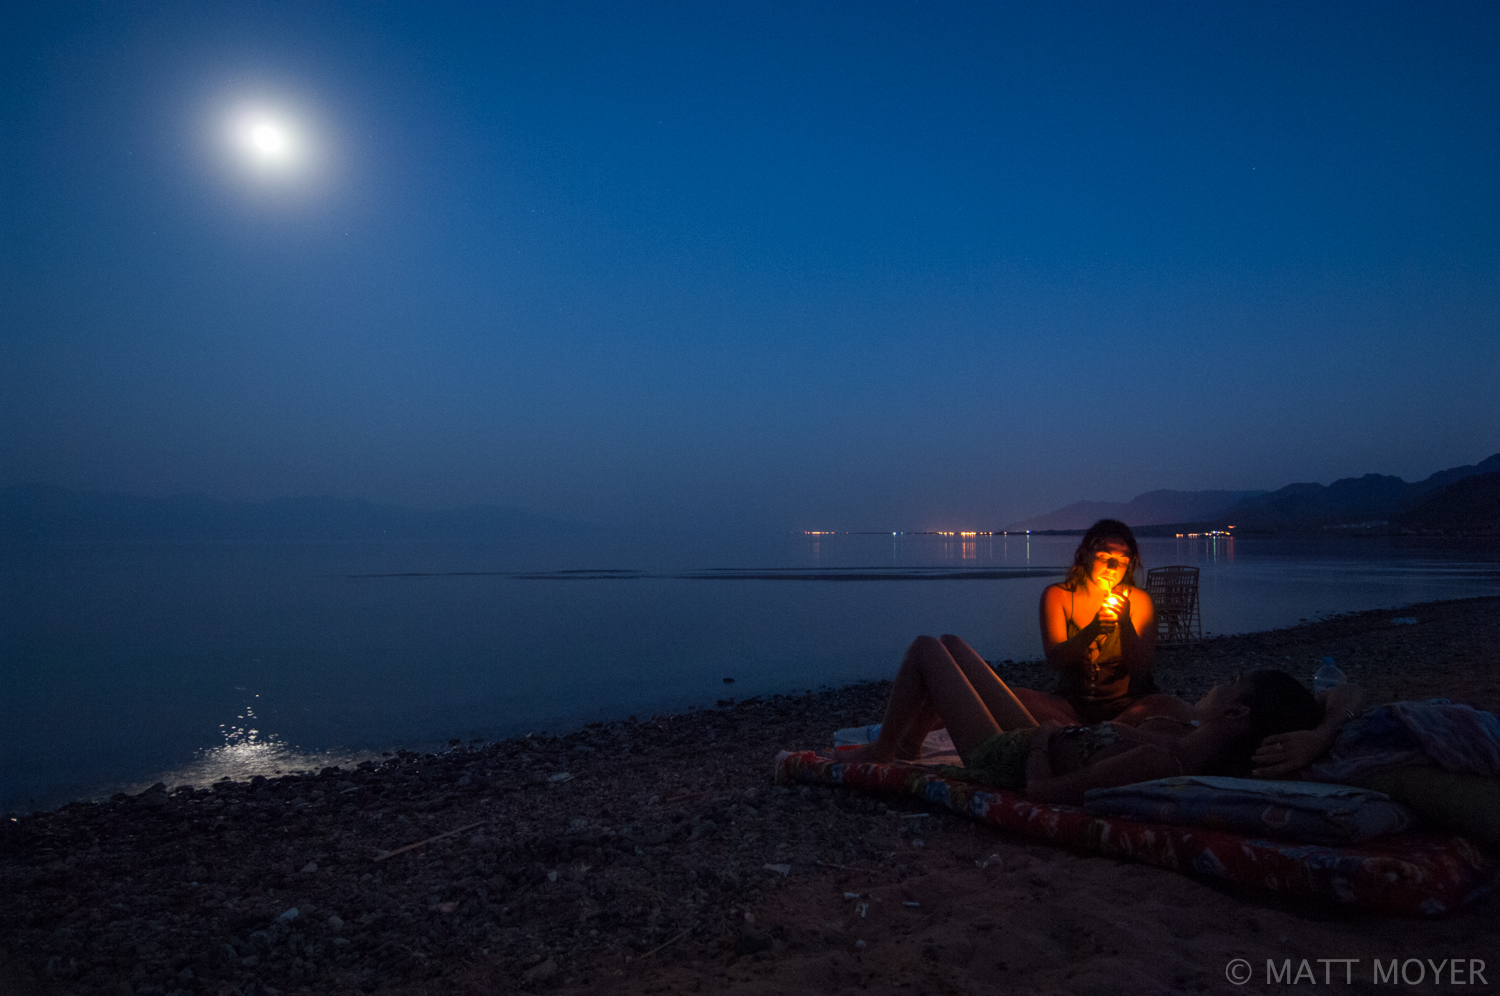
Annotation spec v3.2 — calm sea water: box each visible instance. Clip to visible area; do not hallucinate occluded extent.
[4,532,1499,812]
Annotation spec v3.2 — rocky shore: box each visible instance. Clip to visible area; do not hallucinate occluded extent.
[4,595,1498,996]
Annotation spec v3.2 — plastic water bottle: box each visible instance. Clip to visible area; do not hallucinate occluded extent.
[833,723,882,746]
[1313,657,1347,694]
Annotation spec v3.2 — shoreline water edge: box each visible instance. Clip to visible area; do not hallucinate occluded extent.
[4,596,1498,995]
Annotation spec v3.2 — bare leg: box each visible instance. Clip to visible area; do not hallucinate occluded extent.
[939,635,1039,730]
[893,698,942,759]
[1010,687,1081,726]
[843,636,1037,763]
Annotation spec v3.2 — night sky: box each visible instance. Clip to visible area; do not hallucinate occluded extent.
[3,2,1497,530]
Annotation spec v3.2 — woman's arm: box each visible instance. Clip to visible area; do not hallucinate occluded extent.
[1113,587,1157,678]
[1025,741,1183,806]
[1250,683,1367,778]
[1039,585,1102,672]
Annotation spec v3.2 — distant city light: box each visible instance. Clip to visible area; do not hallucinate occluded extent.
[803,529,1010,537]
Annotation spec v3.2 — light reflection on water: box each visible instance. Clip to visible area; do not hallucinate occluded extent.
[115,700,391,796]
[3,532,1498,812]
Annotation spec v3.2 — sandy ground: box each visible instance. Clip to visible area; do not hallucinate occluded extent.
[3,595,1498,996]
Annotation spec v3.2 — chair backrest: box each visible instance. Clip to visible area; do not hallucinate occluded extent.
[1146,565,1199,602]
[1145,565,1201,643]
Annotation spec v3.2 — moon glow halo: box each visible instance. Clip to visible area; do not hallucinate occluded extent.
[232,109,298,168]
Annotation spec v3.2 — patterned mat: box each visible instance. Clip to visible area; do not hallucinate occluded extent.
[776,750,1498,917]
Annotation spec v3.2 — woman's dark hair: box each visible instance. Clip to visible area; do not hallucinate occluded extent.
[1063,519,1142,590]
[1207,669,1321,777]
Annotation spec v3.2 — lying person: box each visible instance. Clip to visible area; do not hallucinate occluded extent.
[837,633,1320,806]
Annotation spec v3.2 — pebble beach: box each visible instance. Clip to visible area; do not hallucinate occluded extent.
[3,595,1498,996]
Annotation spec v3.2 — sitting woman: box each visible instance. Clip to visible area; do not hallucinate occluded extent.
[838,633,1320,806]
[1015,519,1189,727]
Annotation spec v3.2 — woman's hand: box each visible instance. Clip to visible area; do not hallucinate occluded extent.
[1095,592,1128,630]
[1251,728,1335,779]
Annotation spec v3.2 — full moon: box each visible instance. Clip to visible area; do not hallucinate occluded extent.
[235,113,296,164]
[247,121,289,159]
[224,104,306,174]
[213,96,332,196]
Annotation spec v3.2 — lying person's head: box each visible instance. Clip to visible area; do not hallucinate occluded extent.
[1194,670,1321,777]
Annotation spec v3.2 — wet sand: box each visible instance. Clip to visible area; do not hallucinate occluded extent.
[3,595,1497,996]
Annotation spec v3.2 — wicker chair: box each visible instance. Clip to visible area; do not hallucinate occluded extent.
[1145,565,1201,644]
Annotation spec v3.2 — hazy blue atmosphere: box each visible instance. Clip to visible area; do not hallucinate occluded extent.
[4,2,1498,530]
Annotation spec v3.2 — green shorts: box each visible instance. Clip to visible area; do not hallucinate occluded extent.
[939,727,1036,790]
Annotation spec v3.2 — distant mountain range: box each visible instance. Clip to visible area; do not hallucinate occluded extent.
[1008,453,1500,535]
[1007,490,1266,532]
[0,485,573,543]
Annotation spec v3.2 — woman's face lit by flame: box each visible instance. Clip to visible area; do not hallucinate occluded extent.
[1089,540,1132,592]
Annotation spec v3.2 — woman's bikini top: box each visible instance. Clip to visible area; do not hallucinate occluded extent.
[1057,722,1126,764]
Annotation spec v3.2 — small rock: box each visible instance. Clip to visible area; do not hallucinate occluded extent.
[733,933,771,957]
[762,863,791,876]
[300,861,318,874]
[276,907,299,921]
[177,967,194,981]
[326,915,344,930]
[547,870,559,882]
[522,958,558,982]
[548,772,573,783]
[855,939,868,951]
[429,902,457,914]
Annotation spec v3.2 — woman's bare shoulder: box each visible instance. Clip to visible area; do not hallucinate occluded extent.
[1040,583,1072,606]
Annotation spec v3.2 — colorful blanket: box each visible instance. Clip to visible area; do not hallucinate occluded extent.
[775,750,1498,917]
